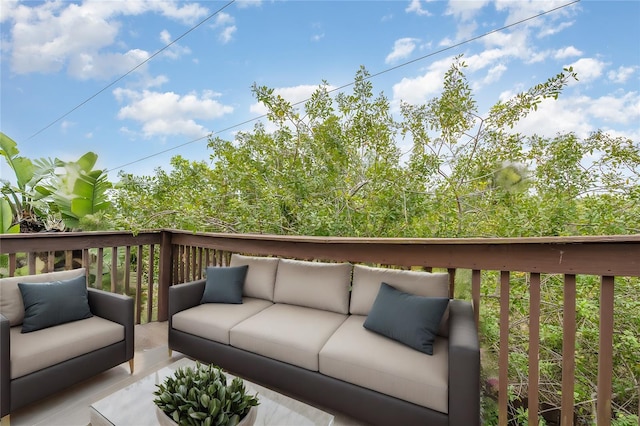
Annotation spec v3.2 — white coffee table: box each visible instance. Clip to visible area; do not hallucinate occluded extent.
[90,357,334,425]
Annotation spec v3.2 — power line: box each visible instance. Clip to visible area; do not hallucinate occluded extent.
[105,0,579,173]
[26,0,236,141]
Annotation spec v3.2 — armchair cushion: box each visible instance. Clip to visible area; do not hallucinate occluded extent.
[0,268,86,326]
[363,283,449,355]
[201,265,249,304]
[18,275,93,333]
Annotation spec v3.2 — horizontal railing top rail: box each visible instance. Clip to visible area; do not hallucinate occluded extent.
[167,230,640,276]
[2,230,640,426]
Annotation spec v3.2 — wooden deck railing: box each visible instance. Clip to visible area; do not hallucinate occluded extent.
[1,230,639,425]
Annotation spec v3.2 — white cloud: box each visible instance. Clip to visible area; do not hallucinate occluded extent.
[538,20,574,38]
[312,33,325,42]
[405,0,432,17]
[219,25,237,44]
[60,120,75,133]
[587,91,640,125]
[113,88,234,138]
[608,66,637,84]
[566,57,607,83]
[483,64,507,85]
[213,12,235,27]
[465,49,508,72]
[67,48,150,80]
[2,1,207,77]
[509,91,640,139]
[554,46,582,60]
[235,0,263,8]
[212,12,236,44]
[391,57,453,105]
[445,1,489,21]
[385,38,418,64]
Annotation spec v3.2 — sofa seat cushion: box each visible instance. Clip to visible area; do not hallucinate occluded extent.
[10,315,124,379]
[319,315,449,414]
[172,297,273,344]
[230,304,348,371]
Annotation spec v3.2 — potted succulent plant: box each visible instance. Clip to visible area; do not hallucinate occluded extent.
[153,362,259,426]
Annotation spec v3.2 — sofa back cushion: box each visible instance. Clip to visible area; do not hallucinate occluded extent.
[0,268,87,326]
[350,265,450,336]
[274,259,352,314]
[229,254,279,301]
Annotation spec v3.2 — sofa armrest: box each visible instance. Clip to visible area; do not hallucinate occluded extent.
[87,288,134,360]
[168,280,205,327]
[448,299,480,426]
[1,314,9,417]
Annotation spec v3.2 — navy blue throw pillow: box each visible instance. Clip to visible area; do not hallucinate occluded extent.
[201,265,249,304]
[363,282,449,355]
[18,275,93,333]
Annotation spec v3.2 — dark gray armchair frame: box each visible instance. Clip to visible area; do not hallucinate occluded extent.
[168,280,480,426]
[0,288,134,420]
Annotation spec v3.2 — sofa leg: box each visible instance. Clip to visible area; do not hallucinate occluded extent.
[129,359,134,374]
[1,414,9,426]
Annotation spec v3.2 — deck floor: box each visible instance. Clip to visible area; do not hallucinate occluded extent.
[9,322,365,426]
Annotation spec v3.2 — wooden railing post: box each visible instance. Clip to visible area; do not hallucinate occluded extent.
[597,276,614,426]
[561,274,577,426]
[157,230,173,322]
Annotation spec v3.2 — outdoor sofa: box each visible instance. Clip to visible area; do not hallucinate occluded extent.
[0,268,134,423]
[168,254,480,425]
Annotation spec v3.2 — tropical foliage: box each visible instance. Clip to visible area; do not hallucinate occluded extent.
[0,132,113,232]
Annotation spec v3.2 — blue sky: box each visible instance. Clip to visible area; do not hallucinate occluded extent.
[1,0,639,182]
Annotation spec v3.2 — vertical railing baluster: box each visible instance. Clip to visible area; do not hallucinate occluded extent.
[597,276,614,426]
[499,271,510,426]
[65,250,73,270]
[124,246,131,295]
[472,269,481,329]
[528,273,541,426]
[197,247,204,279]
[9,253,16,276]
[174,245,180,283]
[47,251,54,272]
[448,268,456,299]
[192,247,198,281]
[561,274,576,426]
[147,244,155,323]
[136,245,143,324]
[28,252,36,275]
[179,245,185,283]
[82,249,89,271]
[111,247,118,293]
[96,248,104,289]
[185,246,191,282]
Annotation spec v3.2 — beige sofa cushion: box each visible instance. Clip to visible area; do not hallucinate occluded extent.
[274,259,352,314]
[351,265,450,336]
[230,304,347,371]
[319,315,449,414]
[10,315,123,379]
[172,297,273,345]
[0,268,87,326]
[229,254,279,301]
